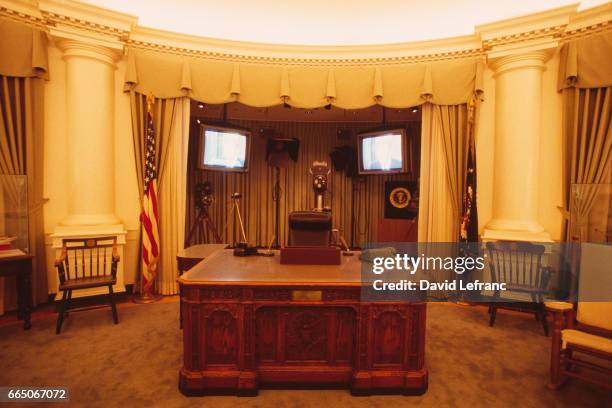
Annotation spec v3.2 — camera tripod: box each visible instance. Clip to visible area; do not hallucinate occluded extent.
[185,204,222,247]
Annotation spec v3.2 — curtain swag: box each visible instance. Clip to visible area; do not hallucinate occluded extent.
[124,47,484,107]
[558,30,612,91]
[0,18,49,79]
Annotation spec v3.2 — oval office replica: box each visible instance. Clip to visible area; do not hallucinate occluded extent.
[0,1,611,407]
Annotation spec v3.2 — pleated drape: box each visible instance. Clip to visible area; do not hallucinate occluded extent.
[435,104,469,240]
[158,97,190,295]
[418,104,456,243]
[185,120,421,248]
[130,92,179,294]
[129,92,177,200]
[563,86,612,241]
[0,75,47,309]
[417,104,457,298]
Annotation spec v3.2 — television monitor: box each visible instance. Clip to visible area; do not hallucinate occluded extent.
[358,128,408,174]
[199,124,251,172]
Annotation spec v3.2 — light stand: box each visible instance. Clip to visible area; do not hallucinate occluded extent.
[230,193,257,256]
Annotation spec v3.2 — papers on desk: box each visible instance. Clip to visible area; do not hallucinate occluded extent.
[0,248,25,258]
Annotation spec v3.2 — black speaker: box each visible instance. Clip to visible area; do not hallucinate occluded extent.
[329,145,358,178]
[266,138,300,168]
[337,129,352,141]
[384,181,418,219]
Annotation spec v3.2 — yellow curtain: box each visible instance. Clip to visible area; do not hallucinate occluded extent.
[558,31,612,91]
[435,104,469,240]
[0,18,48,79]
[0,75,47,308]
[125,47,484,109]
[158,97,190,295]
[130,92,179,294]
[418,103,456,243]
[563,86,612,241]
[186,120,421,248]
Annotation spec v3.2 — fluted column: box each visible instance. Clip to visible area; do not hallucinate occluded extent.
[483,50,552,242]
[58,40,120,226]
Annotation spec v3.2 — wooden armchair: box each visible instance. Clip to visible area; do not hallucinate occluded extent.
[486,241,551,335]
[546,301,612,390]
[54,236,120,334]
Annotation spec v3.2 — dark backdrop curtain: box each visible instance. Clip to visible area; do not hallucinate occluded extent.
[185,119,421,248]
[0,75,47,306]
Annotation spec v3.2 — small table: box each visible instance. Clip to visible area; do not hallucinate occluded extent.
[0,254,33,330]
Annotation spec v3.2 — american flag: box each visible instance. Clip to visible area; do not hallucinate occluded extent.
[140,99,160,296]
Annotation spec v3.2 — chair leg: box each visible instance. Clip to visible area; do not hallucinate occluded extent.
[108,285,119,324]
[539,305,549,336]
[489,305,497,327]
[65,290,73,317]
[56,290,68,335]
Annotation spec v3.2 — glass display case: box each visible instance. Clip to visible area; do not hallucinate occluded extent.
[569,183,611,243]
[0,175,29,254]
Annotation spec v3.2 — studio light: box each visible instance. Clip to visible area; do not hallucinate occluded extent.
[197,102,205,109]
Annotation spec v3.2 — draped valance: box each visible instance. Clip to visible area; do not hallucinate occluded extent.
[558,30,612,91]
[124,47,484,108]
[0,18,48,79]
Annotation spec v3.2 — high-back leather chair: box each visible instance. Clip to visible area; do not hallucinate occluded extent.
[54,236,120,334]
[288,211,332,247]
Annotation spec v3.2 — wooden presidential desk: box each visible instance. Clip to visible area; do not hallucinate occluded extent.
[178,249,427,396]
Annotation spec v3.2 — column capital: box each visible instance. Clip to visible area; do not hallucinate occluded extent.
[56,38,122,67]
[488,49,552,77]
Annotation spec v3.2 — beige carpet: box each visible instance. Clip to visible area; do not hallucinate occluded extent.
[0,302,609,408]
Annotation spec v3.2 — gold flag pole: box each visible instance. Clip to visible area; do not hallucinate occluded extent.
[134,93,163,304]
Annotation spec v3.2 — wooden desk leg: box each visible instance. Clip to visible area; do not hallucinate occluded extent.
[16,264,33,330]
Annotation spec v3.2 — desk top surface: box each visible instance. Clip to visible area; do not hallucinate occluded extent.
[179,249,363,286]
[177,244,228,259]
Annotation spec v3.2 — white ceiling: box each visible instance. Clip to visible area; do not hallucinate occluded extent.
[81,0,606,46]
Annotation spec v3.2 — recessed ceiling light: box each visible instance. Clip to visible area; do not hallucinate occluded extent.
[197,103,205,109]
[196,119,201,124]
[411,107,419,113]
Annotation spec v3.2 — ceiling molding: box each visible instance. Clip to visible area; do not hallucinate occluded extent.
[1,0,610,65]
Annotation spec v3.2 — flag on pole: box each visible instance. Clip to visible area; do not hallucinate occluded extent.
[140,94,160,298]
[461,95,479,243]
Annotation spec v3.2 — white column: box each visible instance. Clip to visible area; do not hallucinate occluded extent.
[483,50,552,242]
[58,40,120,226]
[51,39,126,298]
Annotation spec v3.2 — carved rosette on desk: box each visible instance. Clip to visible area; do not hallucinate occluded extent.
[179,265,428,396]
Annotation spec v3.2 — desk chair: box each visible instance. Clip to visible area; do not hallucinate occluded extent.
[54,236,119,334]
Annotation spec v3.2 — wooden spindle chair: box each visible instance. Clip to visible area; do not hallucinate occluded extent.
[54,236,120,334]
[486,241,551,335]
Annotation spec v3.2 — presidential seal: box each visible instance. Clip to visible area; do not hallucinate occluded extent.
[389,187,411,209]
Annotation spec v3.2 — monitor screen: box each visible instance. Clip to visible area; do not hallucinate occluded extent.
[358,129,407,174]
[199,125,250,172]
